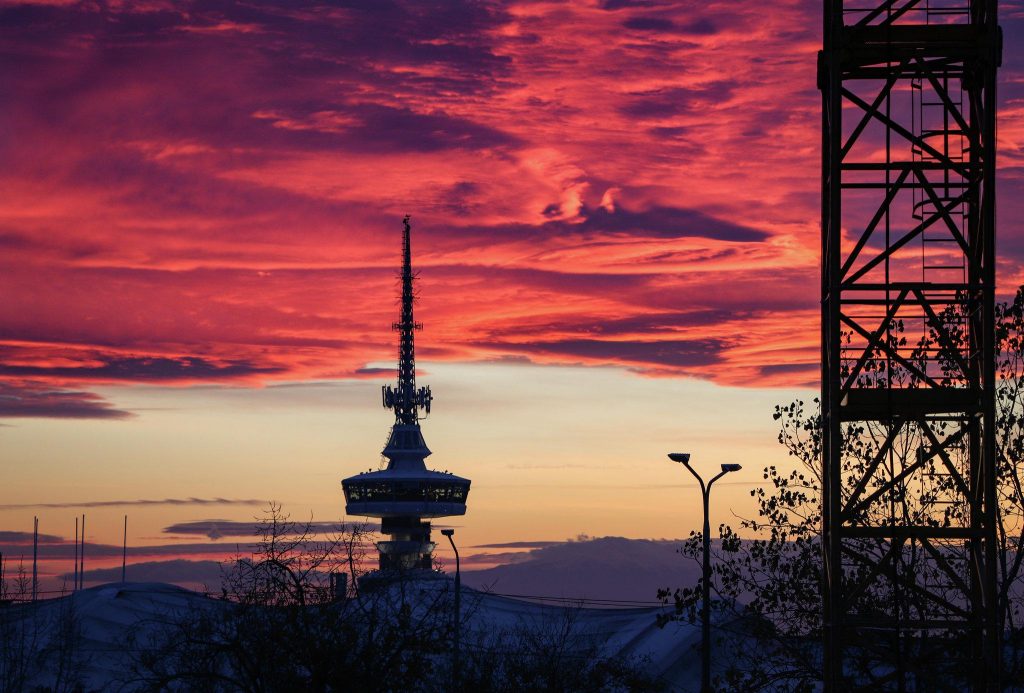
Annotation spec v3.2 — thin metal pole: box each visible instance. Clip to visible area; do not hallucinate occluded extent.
[80,514,85,590]
[32,516,38,601]
[73,516,79,592]
[122,515,127,583]
[444,531,461,688]
[701,487,711,693]
[670,456,731,693]
[454,545,461,682]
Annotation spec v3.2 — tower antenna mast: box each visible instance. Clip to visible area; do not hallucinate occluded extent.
[382,215,432,424]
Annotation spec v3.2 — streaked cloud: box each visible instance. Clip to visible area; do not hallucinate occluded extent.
[15,541,252,561]
[71,559,224,587]
[0,530,64,545]
[162,519,373,540]
[0,355,283,382]
[0,498,267,511]
[0,381,132,420]
[470,540,564,549]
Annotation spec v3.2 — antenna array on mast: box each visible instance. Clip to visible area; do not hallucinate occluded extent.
[382,215,432,424]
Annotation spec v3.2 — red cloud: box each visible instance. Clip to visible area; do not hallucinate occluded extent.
[1,1,1022,417]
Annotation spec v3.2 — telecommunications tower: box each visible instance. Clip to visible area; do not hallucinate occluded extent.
[820,0,1001,688]
[343,216,470,573]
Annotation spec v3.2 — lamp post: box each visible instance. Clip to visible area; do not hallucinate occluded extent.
[668,452,741,693]
[441,528,461,687]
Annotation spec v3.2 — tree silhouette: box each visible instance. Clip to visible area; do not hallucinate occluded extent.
[660,286,1024,691]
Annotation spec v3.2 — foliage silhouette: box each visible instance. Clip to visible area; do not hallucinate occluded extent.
[660,287,1024,690]
[126,504,662,692]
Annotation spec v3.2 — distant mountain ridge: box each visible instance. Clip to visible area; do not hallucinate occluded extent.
[463,536,704,604]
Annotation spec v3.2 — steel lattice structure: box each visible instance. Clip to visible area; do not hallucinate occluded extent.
[820,0,1001,689]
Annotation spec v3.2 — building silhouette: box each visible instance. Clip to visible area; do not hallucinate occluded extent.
[342,216,470,573]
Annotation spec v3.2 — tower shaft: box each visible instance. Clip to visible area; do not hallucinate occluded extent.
[820,1,1000,689]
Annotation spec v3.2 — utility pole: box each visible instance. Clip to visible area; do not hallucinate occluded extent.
[73,516,78,592]
[122,515,127,583]
[32,516,38,601]
[79,514,85,590]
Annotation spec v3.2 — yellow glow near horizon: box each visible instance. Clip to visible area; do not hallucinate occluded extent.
[0,362,815,581]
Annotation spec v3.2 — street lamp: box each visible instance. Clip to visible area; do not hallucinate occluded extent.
[668,452,741,693]
[441,528,461,687]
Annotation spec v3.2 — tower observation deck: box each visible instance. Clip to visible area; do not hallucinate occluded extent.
[342,216,470,573]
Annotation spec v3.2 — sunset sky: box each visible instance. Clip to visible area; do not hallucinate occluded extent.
[1,0,1023,590]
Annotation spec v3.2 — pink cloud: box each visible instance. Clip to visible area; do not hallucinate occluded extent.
[1,0,1021,415]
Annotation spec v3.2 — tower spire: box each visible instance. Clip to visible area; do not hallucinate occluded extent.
[382,215,432,425]
[343,215,470,578]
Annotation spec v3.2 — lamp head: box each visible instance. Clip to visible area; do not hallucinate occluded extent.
[667,452,691,464]
[721,463,742,473]
[441,529,455,537]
